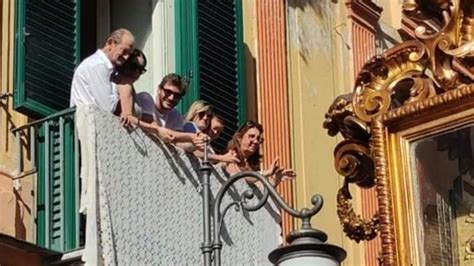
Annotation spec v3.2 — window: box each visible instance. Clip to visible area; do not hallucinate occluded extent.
[14,0,81,118]
[175,0,246,152]
[14,0,96,252]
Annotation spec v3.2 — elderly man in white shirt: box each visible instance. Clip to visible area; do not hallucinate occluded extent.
[70,28,135,111]
[137,73,208,149]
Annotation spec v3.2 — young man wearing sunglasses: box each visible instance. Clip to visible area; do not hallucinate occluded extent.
[137,73,209,149]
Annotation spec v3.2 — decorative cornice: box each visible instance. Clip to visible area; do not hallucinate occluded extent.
[381,84,474,123]
[345,0,383,32]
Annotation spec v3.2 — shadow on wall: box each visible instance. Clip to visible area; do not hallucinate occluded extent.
[80,107,283,264]
[0,172,27,240]
[110,0,154,50]
[287,0,336,65]
[244,44,258,122]
[287,0,338,13]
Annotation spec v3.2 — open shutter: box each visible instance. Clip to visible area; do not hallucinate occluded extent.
[36,111,78,252]
[175,0,200,110]
[197,0,246,152]
[176,0,246,152]
[14,0,80,118]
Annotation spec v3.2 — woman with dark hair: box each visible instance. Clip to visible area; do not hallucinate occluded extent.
[113,49,173,141]
[113,48,147,125]
[225,121,295,186]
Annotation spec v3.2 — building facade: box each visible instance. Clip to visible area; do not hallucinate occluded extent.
[3,0,469,265]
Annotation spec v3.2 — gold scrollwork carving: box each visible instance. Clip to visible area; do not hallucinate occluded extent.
[333,139,379,242]
[403,0,474,88]
[352,41,429,122]
[334,140,374,188]
[324,0,473,260]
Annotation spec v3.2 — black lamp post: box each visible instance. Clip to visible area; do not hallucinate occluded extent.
[199,141,346,266]
[268,206,346,265]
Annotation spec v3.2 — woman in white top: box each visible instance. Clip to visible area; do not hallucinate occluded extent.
[113,49,146,123]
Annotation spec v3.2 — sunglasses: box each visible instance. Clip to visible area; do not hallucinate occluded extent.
[161,87,183,99]
[198,111,213,119]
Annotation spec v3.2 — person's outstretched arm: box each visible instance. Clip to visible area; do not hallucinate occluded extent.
[117,83,135,126]
[193,149,240,164]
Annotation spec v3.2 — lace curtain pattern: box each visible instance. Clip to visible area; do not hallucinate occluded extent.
[77,106,281,265]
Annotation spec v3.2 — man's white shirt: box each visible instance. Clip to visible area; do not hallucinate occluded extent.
[70,49,118,112]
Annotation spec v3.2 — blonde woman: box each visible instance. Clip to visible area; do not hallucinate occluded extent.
[183,100,213,133]
[183,101,239,163]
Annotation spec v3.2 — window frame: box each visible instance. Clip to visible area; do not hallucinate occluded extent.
[174,0,247,122]
[13,0,81,118]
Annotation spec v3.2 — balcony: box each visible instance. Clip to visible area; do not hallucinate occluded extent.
[7,106,281,264]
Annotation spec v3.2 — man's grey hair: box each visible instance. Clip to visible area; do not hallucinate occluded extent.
[106,28,133,44]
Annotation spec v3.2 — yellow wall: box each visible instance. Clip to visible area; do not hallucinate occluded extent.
[0,0,35,243]
[242,0,258,122]
[286,1,409,265]
[110,0,176,94]
[377,0,402,29]
[286,1,365,265]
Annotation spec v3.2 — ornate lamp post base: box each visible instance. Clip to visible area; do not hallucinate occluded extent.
[269,227,346,266]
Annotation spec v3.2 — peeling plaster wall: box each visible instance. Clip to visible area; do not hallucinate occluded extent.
[286,1,365,265]
[374,0,404,53]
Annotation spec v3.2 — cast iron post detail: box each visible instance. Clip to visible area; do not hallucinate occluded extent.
[199,140,326,266]
[200,140,213,266]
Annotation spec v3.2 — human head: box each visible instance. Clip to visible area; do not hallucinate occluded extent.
[155,73,188,113]
[227,121,264,171]
[115,48,147,82]
[103,28,135,66]
[184,100,213,131]
[208,115,224,141]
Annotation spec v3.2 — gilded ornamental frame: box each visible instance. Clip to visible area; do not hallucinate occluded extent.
[324,0,473,264]
[373,85,474,264]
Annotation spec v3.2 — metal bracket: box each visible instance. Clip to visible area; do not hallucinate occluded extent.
[0,92,12,100]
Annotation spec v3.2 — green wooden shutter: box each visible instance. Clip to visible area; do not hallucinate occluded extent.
[175,0,200,110]
[36,110,78,252]
[176,0,246,152]
[14,0,80,118]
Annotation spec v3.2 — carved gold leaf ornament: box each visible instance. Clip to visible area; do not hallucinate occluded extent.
[333,138,380,242]
[403,77,437,103]
[465,237,474,261]
[408,0,474,89]
[324,0,473,263]
[337,185,380,242]
[334,140,373,187]
[352,41,429,122]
